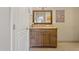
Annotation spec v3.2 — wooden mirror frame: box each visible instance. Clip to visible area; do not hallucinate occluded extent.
[33,10,52,24]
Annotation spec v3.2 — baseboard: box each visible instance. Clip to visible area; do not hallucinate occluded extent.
[58,41,79,43]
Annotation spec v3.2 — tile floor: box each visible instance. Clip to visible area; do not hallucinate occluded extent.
[30,42,79,51]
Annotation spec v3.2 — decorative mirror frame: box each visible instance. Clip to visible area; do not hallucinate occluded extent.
[33,10,52,24]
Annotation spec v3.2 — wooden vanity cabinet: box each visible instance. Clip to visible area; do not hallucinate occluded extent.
[29,28,57,48]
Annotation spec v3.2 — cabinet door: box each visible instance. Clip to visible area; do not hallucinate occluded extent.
[49,29,57,47]
[42,30,50,47]
[30,29,42,47]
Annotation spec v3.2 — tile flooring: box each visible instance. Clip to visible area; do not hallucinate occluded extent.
[30,42,79,51]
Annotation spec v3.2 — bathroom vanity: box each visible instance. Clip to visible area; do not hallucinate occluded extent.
[29,25,57,48]
[29,10,57,48]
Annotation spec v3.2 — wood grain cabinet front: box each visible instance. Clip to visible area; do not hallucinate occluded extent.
[29,28,57,48]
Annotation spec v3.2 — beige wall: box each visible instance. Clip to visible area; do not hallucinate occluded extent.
[73,8,79,41]
[31,7,79,41]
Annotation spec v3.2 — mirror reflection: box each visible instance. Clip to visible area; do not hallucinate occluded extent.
[33,10,52,24]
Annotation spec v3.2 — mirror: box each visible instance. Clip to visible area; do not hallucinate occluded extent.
[33,10,52,24]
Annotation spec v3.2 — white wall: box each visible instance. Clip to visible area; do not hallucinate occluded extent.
[0,7,10,51]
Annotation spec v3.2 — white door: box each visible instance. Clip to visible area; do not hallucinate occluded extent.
[11,7,30,51]
[0,7,10,51]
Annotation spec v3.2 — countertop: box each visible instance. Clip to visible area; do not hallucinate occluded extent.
[30,24,57,29]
